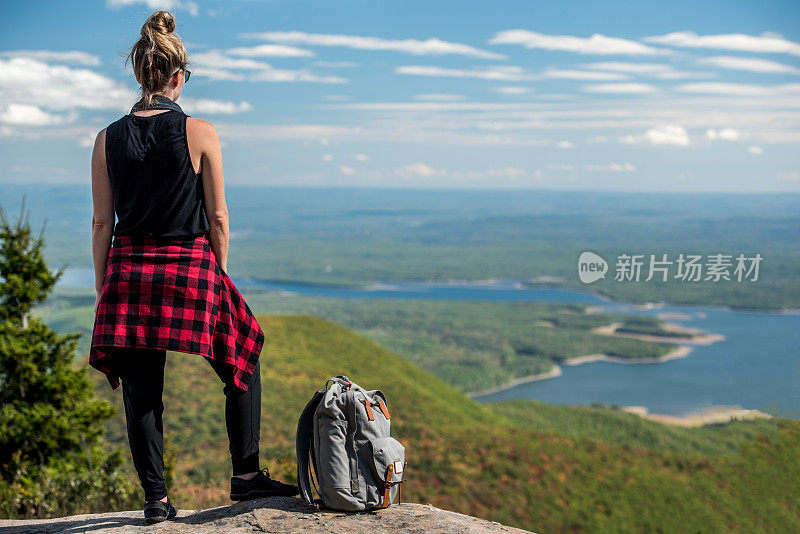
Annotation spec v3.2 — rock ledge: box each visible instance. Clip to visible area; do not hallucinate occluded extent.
[0,496,534,533]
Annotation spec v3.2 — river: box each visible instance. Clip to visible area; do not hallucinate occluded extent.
[60,268,799,418]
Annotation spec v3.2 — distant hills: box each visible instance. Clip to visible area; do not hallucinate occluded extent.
[4,184,797,310]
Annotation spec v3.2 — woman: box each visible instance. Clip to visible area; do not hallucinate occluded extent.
[89,10,298,524]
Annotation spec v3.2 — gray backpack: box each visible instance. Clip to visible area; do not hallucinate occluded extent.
[296,375,406,512]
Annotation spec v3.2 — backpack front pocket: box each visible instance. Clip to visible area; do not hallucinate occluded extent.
[367,436,405,507]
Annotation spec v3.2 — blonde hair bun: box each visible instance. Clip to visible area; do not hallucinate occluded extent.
[126,10,188,108]
[143,10,176,36]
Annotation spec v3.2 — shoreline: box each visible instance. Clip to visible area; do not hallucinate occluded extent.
[56,270,800,314]
[591,321,726,345]
[622,405,773,427]
[465,366,563,398]
[467,345,694,399]
[563,345,694,366]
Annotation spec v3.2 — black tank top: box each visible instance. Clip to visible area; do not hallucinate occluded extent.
[106,95,210,237]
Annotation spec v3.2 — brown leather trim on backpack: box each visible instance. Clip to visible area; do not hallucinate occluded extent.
[363,398,375,420]
[377,398,390,419]
[381,463,395,508]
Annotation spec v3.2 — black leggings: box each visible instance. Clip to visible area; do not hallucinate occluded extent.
[112,347,261,501]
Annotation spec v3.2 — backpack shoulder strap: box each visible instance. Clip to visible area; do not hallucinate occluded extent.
[345,388,361,494]
[296,389,324,511]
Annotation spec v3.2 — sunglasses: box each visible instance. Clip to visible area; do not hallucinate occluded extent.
[172,68,191,83]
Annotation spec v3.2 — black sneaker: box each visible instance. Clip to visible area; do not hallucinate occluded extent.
[143,495,178,524]
[230,467,300,501]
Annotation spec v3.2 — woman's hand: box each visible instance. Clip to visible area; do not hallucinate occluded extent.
[94,291,101,316]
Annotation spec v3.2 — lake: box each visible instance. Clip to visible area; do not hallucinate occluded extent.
[60,268,799,418]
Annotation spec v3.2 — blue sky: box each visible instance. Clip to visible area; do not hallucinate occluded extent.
[1,0,799,191]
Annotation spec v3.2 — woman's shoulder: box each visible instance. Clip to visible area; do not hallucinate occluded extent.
[186,116,220,145]
[186,115,216,133]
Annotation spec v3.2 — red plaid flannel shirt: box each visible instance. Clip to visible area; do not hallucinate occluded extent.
[90,233,264,392]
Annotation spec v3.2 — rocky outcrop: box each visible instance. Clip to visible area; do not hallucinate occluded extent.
[0,497,534,533]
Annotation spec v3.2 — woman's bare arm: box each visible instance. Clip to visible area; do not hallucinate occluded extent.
[189,117,229,272]
[91,127,115,293]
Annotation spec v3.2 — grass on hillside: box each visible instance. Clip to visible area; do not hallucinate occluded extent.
[84,314,799,533]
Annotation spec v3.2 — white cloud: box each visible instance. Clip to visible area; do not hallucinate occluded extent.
[225,44,316,58]
[643,31,800,56]
[556,141,574,149]
[317,97,800,147]
[580,61,674,74]
[748,146,764,155]
[0,123,101,144]
[190,67,245,82]
[79,133,96,148]
[189,51,282,71]
[676,82,800,96]
[777,172,800,182]
[493,86,530,94]
[706,128,740,141]
[0,56,134,112]
[645,125,690,146]
[322,154,334,161]
[541,68,629,80]
[697,56,800,74]
[396,65,536,81]
[339,165,356,175]
[653,70,716,80]
[579,61,713,79]
[190,50,348,83]
[390,164,535,183]
[413,93,467,101]
[395,162,444,179]
[311,60,359,68]
[240,31,506,60]
[0,50,101,66]
[320,101,540,111]
[583,83,658,94]
[584,162,636,172]
[180,98,253,114]
[0,103,73,125]
[483,166,529,178]
[354,153,369,161]
[170,50,278,80]
[0,54,259,123]
[489,30,664,55]
[106,0,199,17]
[201,124,354,143]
